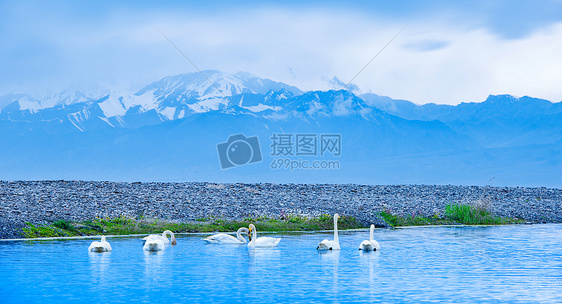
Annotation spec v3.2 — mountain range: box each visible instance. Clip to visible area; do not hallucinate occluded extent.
[0,71,560,187]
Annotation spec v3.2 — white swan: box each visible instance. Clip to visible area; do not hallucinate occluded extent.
[203,227,250,244]
[142,230,177,246]
[247,224,280,248]
[143,237,166,252]
[359,224,380,251]
[88,235,112,252]
[317,214,341,250]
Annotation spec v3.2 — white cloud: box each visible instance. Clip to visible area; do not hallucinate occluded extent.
[1,6,562,105]
[374,22,562,104]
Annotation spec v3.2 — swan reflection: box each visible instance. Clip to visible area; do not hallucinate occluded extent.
[88,250,111,284]
[319,249,340,297]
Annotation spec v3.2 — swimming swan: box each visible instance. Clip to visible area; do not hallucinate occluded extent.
[142,230,177,246]
[203,227,250,244]
[143,237,166,252]
[359,224,380,251]
[88,235,112,252]
[317,214,341,250]
[247,224,280,248]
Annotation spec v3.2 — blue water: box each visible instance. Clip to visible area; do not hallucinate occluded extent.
[1,225,561,303]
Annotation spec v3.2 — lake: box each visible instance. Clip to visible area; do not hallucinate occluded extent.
[1,224,561,303]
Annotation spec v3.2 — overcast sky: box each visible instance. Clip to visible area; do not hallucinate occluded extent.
[1,0,562,104]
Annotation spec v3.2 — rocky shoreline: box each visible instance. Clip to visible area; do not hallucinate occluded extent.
[1,181,561,239]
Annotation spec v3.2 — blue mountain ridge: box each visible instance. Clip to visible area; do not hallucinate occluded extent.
[0,71,560,187]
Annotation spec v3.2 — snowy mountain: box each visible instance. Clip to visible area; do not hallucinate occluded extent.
[0,71,560,187]
[0,88,109,113]
[96,71,303,120]
[0,71,303,132]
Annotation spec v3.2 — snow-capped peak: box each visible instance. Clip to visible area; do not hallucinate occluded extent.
[0,71,304,123]
[0,86,111,112]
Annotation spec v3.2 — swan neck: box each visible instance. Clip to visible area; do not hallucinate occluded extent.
[333,216,339,243]
[249,225,257,246]
[163,230,176,243]
[370,225,374,241]
[236,228,248,243]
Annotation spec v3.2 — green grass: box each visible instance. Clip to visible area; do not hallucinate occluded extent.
[21,214,363,238]
[21,203,524,238]
[379,203,524,227]
[378,211,451,227]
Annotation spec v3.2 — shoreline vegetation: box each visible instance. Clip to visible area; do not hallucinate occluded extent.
[22,204,525,238]
[379,203,524,227]
[22,214,363,238]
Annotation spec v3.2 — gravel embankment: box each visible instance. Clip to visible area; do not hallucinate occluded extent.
[1,181,561,239]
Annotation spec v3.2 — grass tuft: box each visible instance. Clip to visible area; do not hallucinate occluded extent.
[379,203,524,227]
